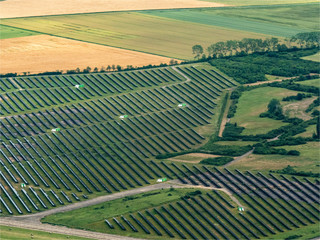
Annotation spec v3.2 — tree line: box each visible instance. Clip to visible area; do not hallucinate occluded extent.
[192,32,320,59]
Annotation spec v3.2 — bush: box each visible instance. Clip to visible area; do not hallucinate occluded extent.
[199,144,252,156]
[200,156,234,166]
[287,150,300,156]
[222,123,244,138]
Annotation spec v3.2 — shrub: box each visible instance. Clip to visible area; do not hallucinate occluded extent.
[287,150,300,156]
[200,156,234,166]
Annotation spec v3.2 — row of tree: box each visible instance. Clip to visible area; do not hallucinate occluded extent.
[192,32,320,59]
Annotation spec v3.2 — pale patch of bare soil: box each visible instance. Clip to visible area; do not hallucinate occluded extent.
[0,35,173,74]
[0,0,228,18]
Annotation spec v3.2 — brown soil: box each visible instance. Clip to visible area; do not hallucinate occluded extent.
[0,35,174,74]
[0,0,228,18]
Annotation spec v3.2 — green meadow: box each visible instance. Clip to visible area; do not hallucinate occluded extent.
[0,25,38,39]
[231,87,301,135]
[0,225,93,240]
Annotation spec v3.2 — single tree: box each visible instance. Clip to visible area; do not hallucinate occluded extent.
[192,45,203,59]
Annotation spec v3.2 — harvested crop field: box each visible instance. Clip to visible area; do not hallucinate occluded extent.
[0,35,173,74]
[0,0,227,19]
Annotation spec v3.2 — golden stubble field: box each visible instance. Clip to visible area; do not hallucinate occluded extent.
[0,0,227,18]
[0,35,174,74]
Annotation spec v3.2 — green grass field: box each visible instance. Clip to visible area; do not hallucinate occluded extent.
[41,188,209,232]
[0,25,38,39]
[302,52,320,62]
[0,225,93,240]
[231,87,301,135]
[299,78,320,87]
[228,142,320,173]
[142,8,307,37]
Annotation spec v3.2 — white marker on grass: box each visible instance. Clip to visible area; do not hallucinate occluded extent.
[51,128,61,132]
[178,103,187,108]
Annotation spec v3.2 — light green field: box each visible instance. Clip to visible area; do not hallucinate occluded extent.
[0,225,93,240]
[143,7,309,37]
[231,87,301,135]
[42,188,209,233]
[228,142,320,173]
[299,78,320,87]
[0,12,267,59]
[302,52,320,62]
[0,25,38,39]
[202,0,318,6]
[206,3,319,31]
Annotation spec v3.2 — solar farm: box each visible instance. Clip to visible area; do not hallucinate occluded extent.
[0,1,319,240]
[0,64,235,215]
[1,61,319,240]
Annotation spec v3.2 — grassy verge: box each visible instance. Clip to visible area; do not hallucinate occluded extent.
[41,188,209,232]
[0,225,93,240]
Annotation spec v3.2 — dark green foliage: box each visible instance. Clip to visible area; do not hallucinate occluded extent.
[200,156,234,166]
[282,93,312,101]
[260,98,285,120]
[183,190,202,199]
[268,137,307,146]
[155,150,193,159]
[306,97,320,113]
[272,165,320,178]
[285,235,303,240]
[253,143,288,155]
[222,123,244,138]
[269,82,320,95]
[199,144,252,156]
[210,48,319,83]
[287,150,300,156]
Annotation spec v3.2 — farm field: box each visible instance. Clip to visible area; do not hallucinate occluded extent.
[0,25,38,39]
[200,3,319,30]
[1,12,267,60]
[227,142,320,173]
[0,35,173,74]
[0,0,227,19]
[230,87,302,135]
[201,0,318,6]
[43,168,320,240]
[0,225,93,240]
[142,7,308,37]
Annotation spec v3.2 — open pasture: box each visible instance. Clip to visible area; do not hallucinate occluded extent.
[0,0,227,19]
[0,35,173,74]
[231,87,303,135]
